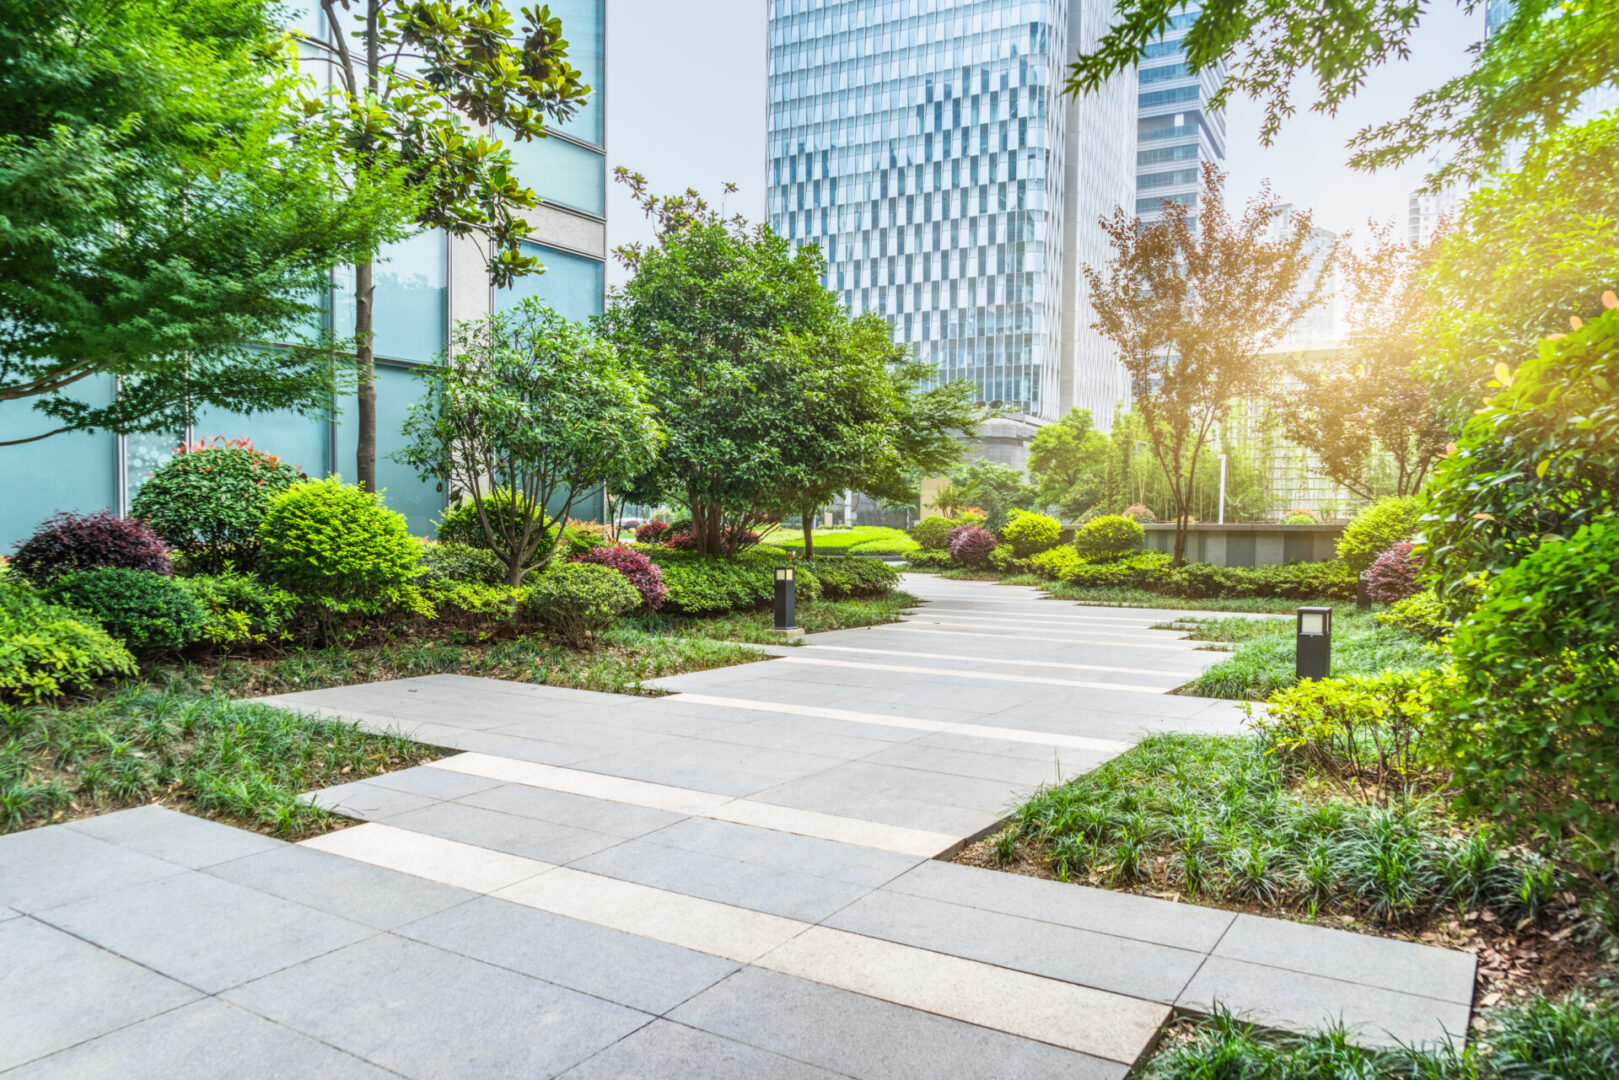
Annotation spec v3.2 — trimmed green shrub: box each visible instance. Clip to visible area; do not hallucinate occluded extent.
[1029,545,1083,581]
[903,549,954,570]
[175,572,297,648]
[1440,518,1619,885]
[424,580,528,624]
[986,544,1030,574]
[1280,512,1315,524]
[258,478,427,622]
[522,562,639,647]
[1001,510,1061,558]
[805,557,899,599]
[1061,552,1173,588]
[570,544,667,610]
[1376,590,1452,641]
[436,489,556,558]
[1244,560,1358,601]
[645,549,821,614]
[1072,514,1145,562]
[417,542,508,587]
[1120,504,1157,523]
[11,510,171,585]
[129,439,306,573]
[1336,495,1422,573]
[0,584,137,701]
[908,515,956,550]
[47,568,206,650]
[849,535,921,557]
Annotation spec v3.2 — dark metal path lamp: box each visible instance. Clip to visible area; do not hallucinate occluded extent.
[1296,606,1332,680]
[774,566,797,632]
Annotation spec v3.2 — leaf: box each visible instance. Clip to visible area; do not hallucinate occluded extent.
[1493,362,1512,385]
[1536,459,1550,478]
[1570,315,1584,330]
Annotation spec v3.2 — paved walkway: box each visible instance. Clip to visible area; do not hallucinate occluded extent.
[1,576,1475,1078]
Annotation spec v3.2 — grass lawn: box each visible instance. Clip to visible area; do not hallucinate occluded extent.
[1176,608,1435,699]
[768,524,920,557]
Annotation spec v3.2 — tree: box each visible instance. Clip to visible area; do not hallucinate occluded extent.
[600,174,842,556]
[300,0,589,492]
[950,460,1035,533]
[397,301,659,586]
[1273,223,1449,500]
[1086,166,1329,563]
[1065,0,1617,186]
[0,0,403,444]
[1028,408,1110,518]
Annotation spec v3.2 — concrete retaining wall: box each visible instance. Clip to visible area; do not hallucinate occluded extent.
[1140,523,1345,567]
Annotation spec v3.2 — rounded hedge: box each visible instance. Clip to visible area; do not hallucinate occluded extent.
[258,478,421,616]
[1001,509,1061,558]
[417,542,509,587]
[570,544,667,611]
[909,515,956,550]
[1073,514,1145,562]
[129,440,305,573]
[1337,496,1422,574]
[0,583,137,701]
[11,510,171,585]
[947,524,997,566]
[436,490,555,554]
[523,562,640,647]
[1120,504,1158,524]
[47,567,207,650]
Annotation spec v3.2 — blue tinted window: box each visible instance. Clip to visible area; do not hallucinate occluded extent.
[0,376,118,548]
[334,231,448,364]
[549,0,604,146]
[504,134,605,216]
[190,405,330,481]
[496,243,604,322]
[334,362,444,536]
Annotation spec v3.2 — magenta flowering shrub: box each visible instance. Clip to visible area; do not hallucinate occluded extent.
[634,520,671,544]
[947,525,998,566]
[1365,542,1423,603]
[570,543,667,611]
[11,511,172,584]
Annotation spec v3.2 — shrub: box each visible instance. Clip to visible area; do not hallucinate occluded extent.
[0,584,137,701]
[849,535,920,557]
[1439,518,1619,886]
[522,562,640,647]
[1000,510,1061,558]
[635,520,671,544]
[435,489,556,560]
[1336,495,1422,573]
[643,548,821,613]
[175,572,297,649]
[1377,590,1452,641]
[1280,512,1316,524]
[258,478,427,622]
[806,557,899,599]
[1061,552,1173,588]
[1120,504,1157,524]
[416,542,508,587]
[1244,560,1358,601]
[665,526,760,555]
[909,515,956,550]
[1072,514,1145,562]
[561,519,611,557]
[904,549,954,570]
[986,544,1031,574]
[1028,545,1083,581]
[11,510,171,585]
[947,525,997,566]
[46,568,207,650]
[129,439,306,573]
[423,581,527,625]
[570,544,667,611]
[1365,542,1422,603]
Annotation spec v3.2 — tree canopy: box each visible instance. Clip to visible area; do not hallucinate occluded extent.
[1028,408,1110,518]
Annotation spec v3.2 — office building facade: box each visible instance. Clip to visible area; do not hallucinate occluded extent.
[0,1,607,547]
[765,0,1138,461]
[1133,3,1226,224]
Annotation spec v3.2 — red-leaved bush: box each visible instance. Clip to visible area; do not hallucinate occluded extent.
[1365,542,1422,603]
[570,544,666,611]
[662,527,761,555]
[634,521,671,543]
[11,511,171,585]
[947,524,997,566]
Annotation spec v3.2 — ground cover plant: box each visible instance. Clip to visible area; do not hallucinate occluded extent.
[626,590,919,644]
[1182,607,1434,700]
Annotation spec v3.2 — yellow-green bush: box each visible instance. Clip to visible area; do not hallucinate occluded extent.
[1072,514,1145,562]
[1001,509,1061,558]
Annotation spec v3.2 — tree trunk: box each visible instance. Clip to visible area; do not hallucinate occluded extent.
[801,509,814,560]
[355,257,376,492]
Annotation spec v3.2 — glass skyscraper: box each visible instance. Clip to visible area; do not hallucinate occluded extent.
[766,0,1136,450]
[1134,4,1226,223]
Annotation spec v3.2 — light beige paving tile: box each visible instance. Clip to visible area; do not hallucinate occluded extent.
[426,752,560,787]
[869,624,1192,650]
[299,823,551,894]
[801,644,1176,678]
[705,800,957,858]
[772,656,1169,695]
[494,867,809,963]
[756,926,1170,1064]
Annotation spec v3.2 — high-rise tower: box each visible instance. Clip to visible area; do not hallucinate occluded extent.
[1133,3,1227,224]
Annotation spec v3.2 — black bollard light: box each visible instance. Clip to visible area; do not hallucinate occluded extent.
[774,566,796,631]
[1295,606,1332,681]
[1356,571,1371,609]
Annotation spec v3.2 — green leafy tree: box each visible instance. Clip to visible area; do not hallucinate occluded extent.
[398,301,660,586]
[950,460,1035,533]
[1028,408,1109,518]
[0,0,402,443]
[301,0,590,491]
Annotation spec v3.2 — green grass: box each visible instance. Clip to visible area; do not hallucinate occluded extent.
[1046,581,1344,613]
[625,591,920,644]
[0,677,438,837]
[1142,992,1619,1079]
[1186,608,1436,700]
[1151,613,1293,643]
[769,525,918,556]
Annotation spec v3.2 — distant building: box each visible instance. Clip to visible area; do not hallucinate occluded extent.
[1133,3,1227,225]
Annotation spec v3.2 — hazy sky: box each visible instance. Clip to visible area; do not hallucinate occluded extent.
[602,1,1484,284]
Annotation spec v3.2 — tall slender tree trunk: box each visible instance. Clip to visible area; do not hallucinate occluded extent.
[801,508,814,560]
[355,257,376,492]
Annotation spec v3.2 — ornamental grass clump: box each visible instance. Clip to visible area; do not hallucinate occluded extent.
[129,438,306,573]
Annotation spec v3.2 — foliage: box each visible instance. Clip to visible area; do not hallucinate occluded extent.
[1028,546,1084,581]
[418,580,526,626]
[1189,609,1435,700]
[909,516,957,551]
[0,0,401,442]
[11,511,171,585]
[399,302,658,585]
[0,584,136,702]
[257,478,427,628]
[130,439,306,573]
[1279,513,1314,525]
[569,544,667,612]
[850,535,920,557]
[1087,167,1329,562]
[1365,542,1422,604]
[1061,552,1175,590]
[949,460,1035,533]
[1121,503,1157,524]
[1072,514,1145,562]
[1027,407,1109,517]
[641,548,821,615]
[416,542,509,588]
[1423,301,1619,607]
[947,525,998,567]
[627,591,917,643]
[436,490,556,565]
[904,549,955,570]
[174,572,297,649]
[774,526,912,555]
[1001,510,1062,559]
[1337,495,1422,574]
[803,558,899,600]
[522,562,640,648]
[46,568,206,651]
[635,521,671,544]
[1377,590,1452,642]
[1440,518,1619,888]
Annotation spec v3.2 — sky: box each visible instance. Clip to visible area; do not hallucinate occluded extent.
[603,0,1484,284]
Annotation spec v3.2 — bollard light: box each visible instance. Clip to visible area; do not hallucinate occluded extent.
[1296,606,1332,681]
[774,566,796,631]
[1355,572,1371,610]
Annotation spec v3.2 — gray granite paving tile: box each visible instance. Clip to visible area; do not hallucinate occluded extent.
[383,800,625,864]
[1178,956,1473,1049]
[38,871,374,993]
[669,967,1127,1080]
[398,896,739,1013]
[557,1020,846,1080]
[363,764,502,800]
[62,805,284,869]
[1213,913,1477,1004]
[695,719,903,760]
[858,744,1066,786]
[205,844,477,930]
[0,917,201,1072]
[412,726,610,765]
[569,838,875,922]
[0,906,18,922]
[578,739,845,797]
[483,717,677,753]
[882,861,1234,953]
[10,998,395,1079]
[768,760,1032,814]
[641,817,923,887]
[750,777,1003,837]
[455,780,687,838]
[0,825,184,913]
[223,933,651,1080]
[826,888,1205,1004]
[300,778,438,820]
